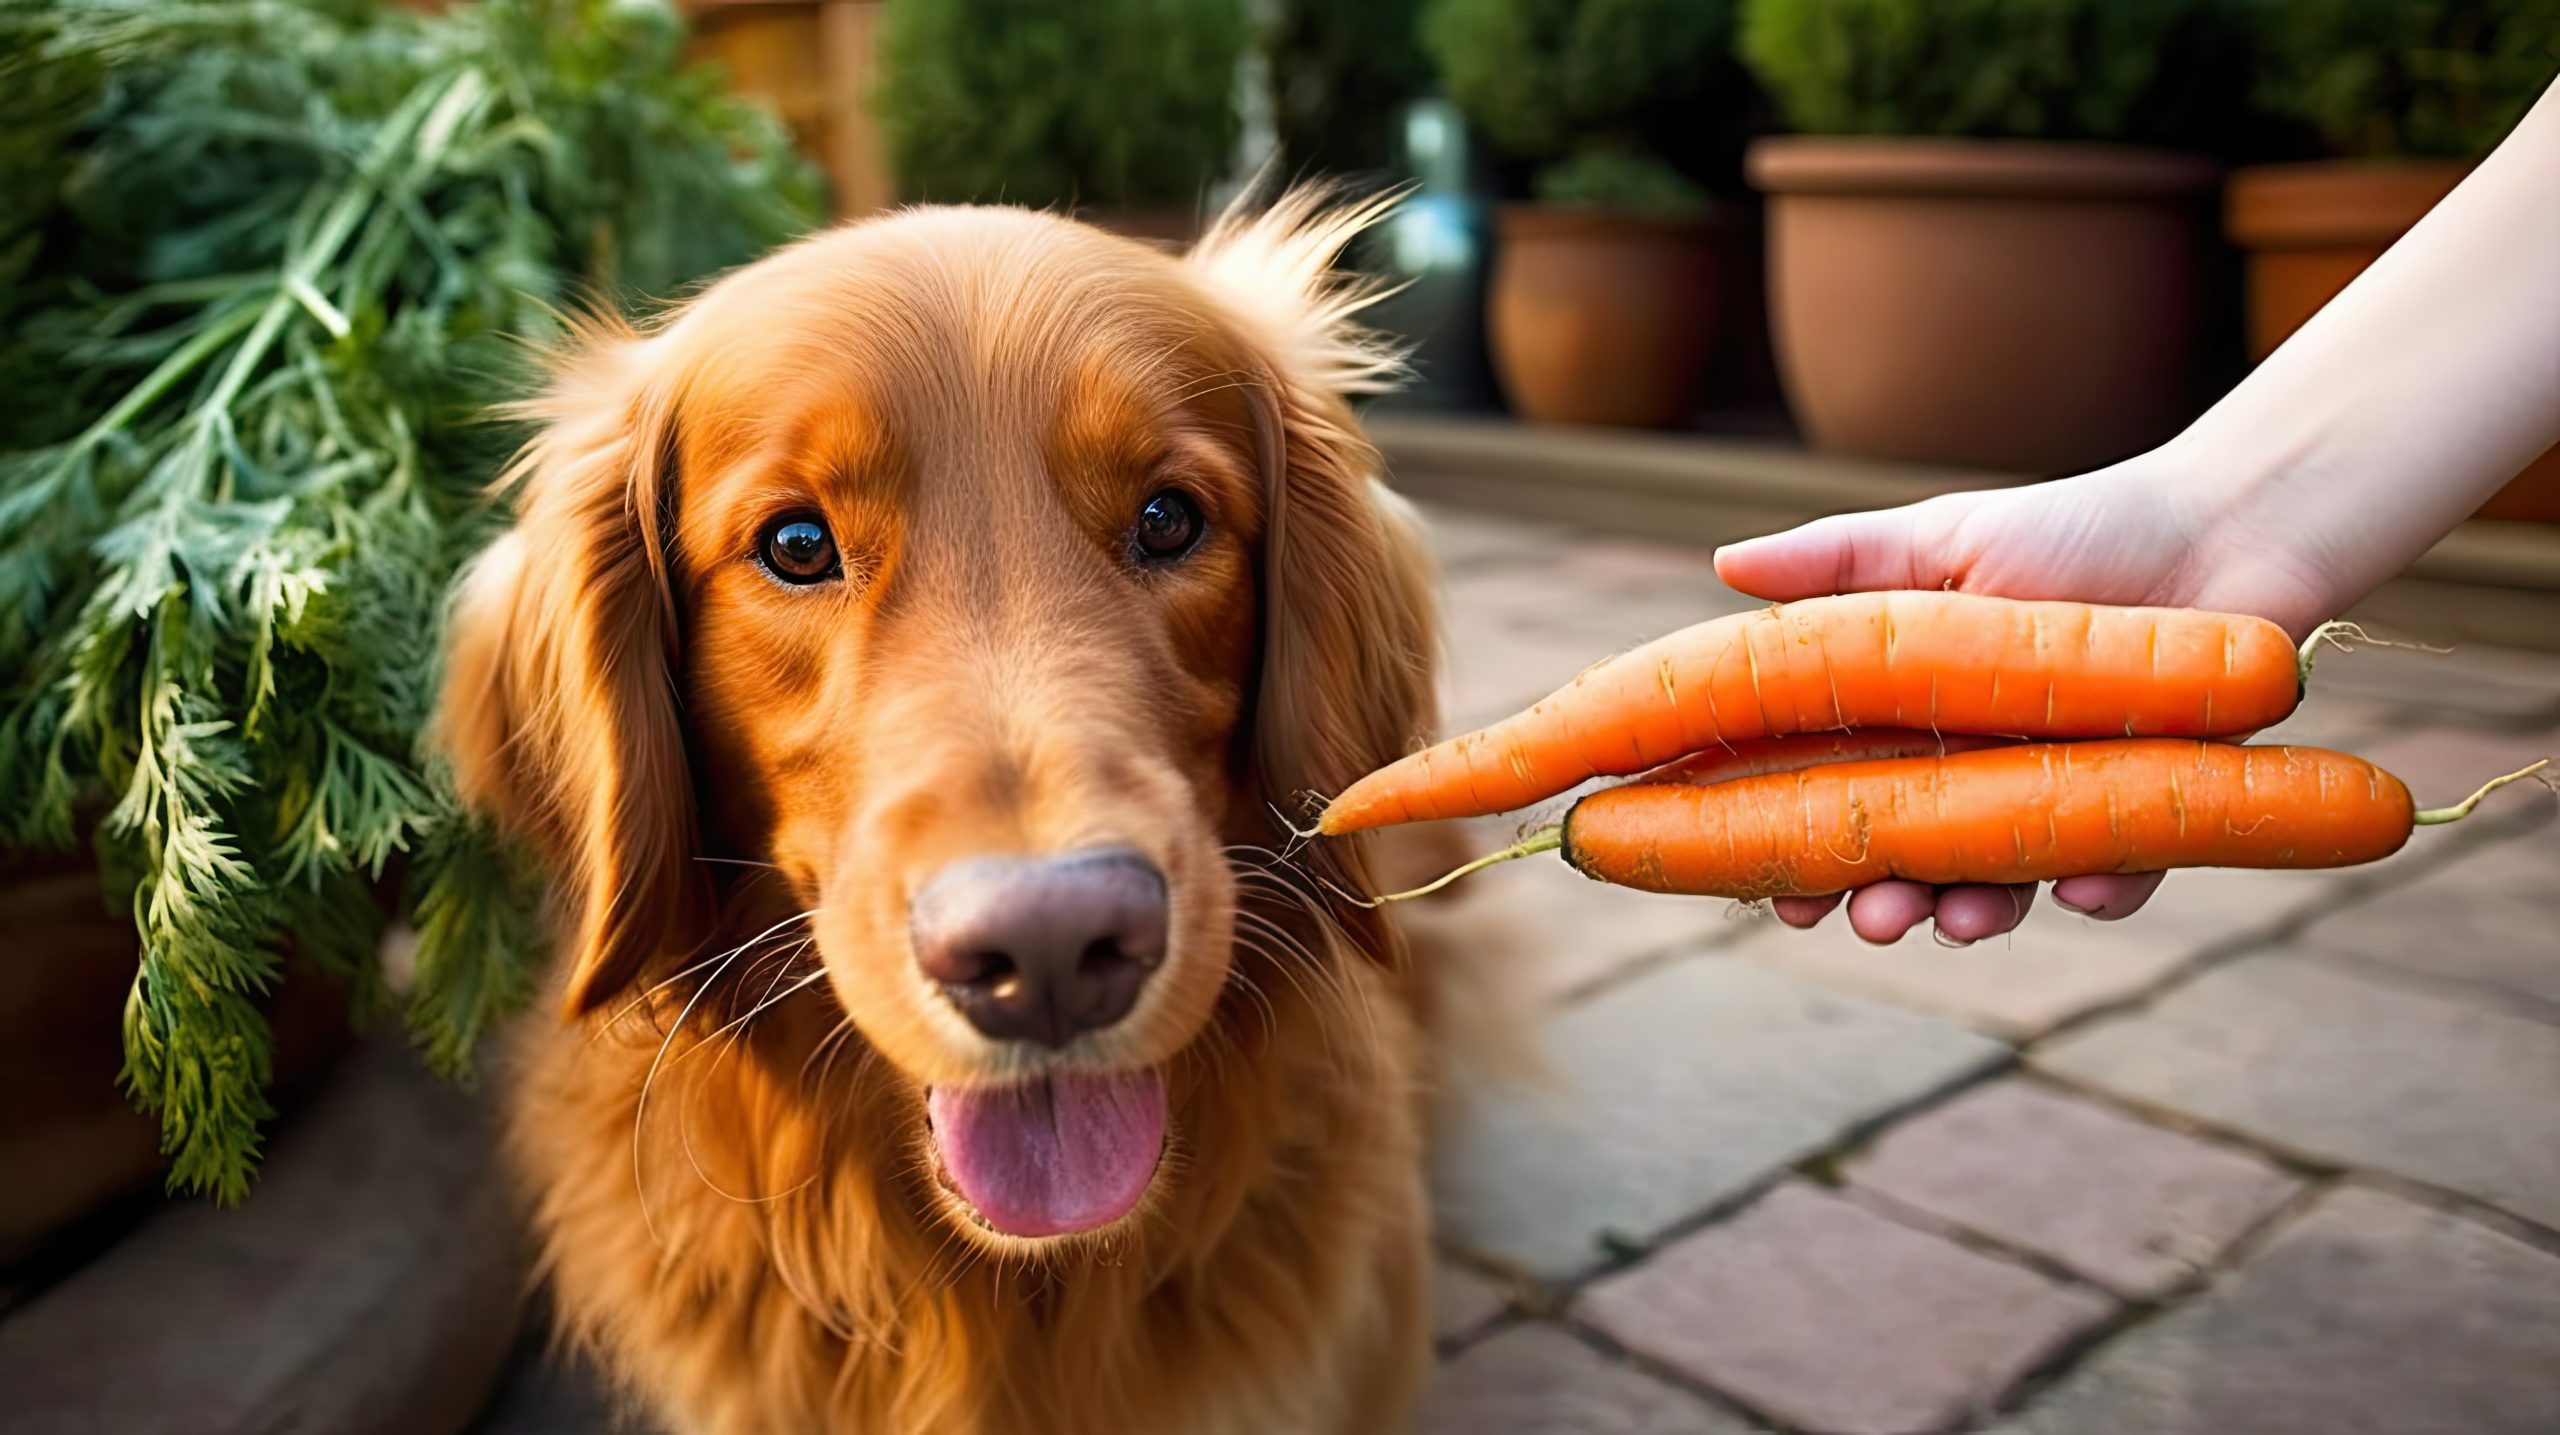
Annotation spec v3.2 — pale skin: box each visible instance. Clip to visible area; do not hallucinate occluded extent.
[1712,76,2560,945]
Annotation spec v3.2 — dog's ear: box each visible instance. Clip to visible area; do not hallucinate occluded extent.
[435,323,710,1016]
[1189,189,1440,961]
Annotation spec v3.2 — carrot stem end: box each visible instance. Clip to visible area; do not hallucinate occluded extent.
[1363,827,1563,904]
[2412,759,2552,826]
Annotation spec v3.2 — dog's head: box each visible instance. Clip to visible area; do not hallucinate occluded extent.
[438,194,1434,1246]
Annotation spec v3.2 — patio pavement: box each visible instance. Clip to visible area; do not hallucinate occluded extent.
[1404,503,2560,1435]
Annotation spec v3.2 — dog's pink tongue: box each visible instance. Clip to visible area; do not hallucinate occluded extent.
[927,1071,1165,1238]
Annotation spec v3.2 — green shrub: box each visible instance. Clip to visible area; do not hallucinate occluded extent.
[0,0,819,1202]
[875,0,1248,209]
[1533,150,1710,214]
[1739,0,2231,144]
[1264,0,1433,176]
[1422,0,1745,203]
[2247,0,2560,158]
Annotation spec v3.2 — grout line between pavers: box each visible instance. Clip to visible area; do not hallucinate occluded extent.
[1545,919,1766,1009]
[2286,941,2560,1030]
[1448,1053,2030,1316]
[2022,1069,2560,1257]
[1551,1314,1808,1435]
[1834,1184,2126,1301]
[2013,797,2546,1057]
[1981,1171,2337,1426]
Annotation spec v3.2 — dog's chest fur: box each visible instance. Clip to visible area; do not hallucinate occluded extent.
[509,958,1431,1435]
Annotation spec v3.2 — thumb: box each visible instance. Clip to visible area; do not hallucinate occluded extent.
[1712,494,1979,601]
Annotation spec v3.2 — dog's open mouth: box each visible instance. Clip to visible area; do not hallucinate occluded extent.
[924,1069,1166,1238]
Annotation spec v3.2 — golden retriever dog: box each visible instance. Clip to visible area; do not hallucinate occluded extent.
[433,190,1442,1433]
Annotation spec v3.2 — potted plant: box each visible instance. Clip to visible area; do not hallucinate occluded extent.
[0,0,819,1237]
[872,0,1248,243]
[1739,0,2233,473]
[2229,0,2560,520]
[1424,0,1749,428]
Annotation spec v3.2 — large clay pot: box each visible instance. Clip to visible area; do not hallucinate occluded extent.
[2228,160,2560,522]
[1750,138,2214,474]
[1487,206,1729,428]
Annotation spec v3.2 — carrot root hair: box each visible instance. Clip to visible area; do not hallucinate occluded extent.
[2297,620,2456,683]
[1354,826,1564,906]
[2412,758,2553,826]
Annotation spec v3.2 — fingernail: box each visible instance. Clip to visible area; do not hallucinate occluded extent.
[2054,894,2098,916]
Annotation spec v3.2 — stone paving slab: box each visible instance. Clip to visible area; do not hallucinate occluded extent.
[2248,688,2419,753]
[2037,951,2560,1229]
[1580,1182,2113,1435]
[1433,1262,1511,1345]
[1411,503,1582,574]
[0,1041,527,1435]
[2304,640,2560,726]
[2299,825,2560,1009]
[1422,1323,1760,1435]
[1730,864,2350,1040]
[1845,1081,2301,1299]
[1433,957,2006,1280]
[1400,830,1742,1007]
[1995,1186,2560,1435]
[1437,619,1615,732]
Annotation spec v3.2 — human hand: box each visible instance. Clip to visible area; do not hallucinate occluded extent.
[1710,448,2340,945]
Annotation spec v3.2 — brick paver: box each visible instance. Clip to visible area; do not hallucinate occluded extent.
[1730,864,2347,1039]
[1579,1183,2113,1435]
[1433,957,2005,1280]
[1433,1263,1511,1344]
[1846,1081,2301,1298]
[1405,503,2560,1434]
[1400,827,1738,1006]
[2038,951,2560,1228]
[2299,829,2560,1008]
[1421,1324,1757,1435]
[1997,1186,2560,1435]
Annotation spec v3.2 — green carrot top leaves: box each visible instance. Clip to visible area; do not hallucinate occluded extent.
[0,0,820,1202]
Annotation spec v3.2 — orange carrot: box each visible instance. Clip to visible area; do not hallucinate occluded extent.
[1380,743,2543,904]
[1638,730,2016,787]
[1318,593,2305,835]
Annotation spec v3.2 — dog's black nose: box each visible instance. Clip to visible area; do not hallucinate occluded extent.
[909,848,1167,1047]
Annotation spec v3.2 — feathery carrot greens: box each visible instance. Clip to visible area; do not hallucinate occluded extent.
[0,0,818,1201]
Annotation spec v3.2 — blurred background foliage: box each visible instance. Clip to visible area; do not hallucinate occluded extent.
[1423,0,1746,211]
[873,0,1249,210]
[2247,0,2560,157]
[1737,0,2244,147]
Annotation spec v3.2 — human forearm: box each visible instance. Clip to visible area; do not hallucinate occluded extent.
[2164,77,2560,623]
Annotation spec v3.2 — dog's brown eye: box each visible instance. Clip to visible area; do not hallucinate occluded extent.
[759,515,839,584]
[1131,489,1204,563]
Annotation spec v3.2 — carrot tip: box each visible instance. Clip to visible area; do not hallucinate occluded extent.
[1360,827,1563,905]
[2412,758,2552,826]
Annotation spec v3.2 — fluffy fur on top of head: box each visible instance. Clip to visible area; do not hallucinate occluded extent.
[434,187,1444,1433]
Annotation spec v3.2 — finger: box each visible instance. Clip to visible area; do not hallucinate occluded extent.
[1845,881,1937,945]
[1933,882,2038,943]
[1773,892,1846,928]
[2052,871,2168,920]
[1711,494,1978,601]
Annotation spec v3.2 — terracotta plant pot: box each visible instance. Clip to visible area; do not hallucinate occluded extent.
[1487,206,1729,429]
[2228,160,2560,523]
[1750,138,2214,474]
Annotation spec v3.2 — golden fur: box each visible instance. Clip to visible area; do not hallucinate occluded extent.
[434,191,1443,1433]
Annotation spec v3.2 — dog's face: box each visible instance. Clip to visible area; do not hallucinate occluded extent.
[439,203,1434,1247]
